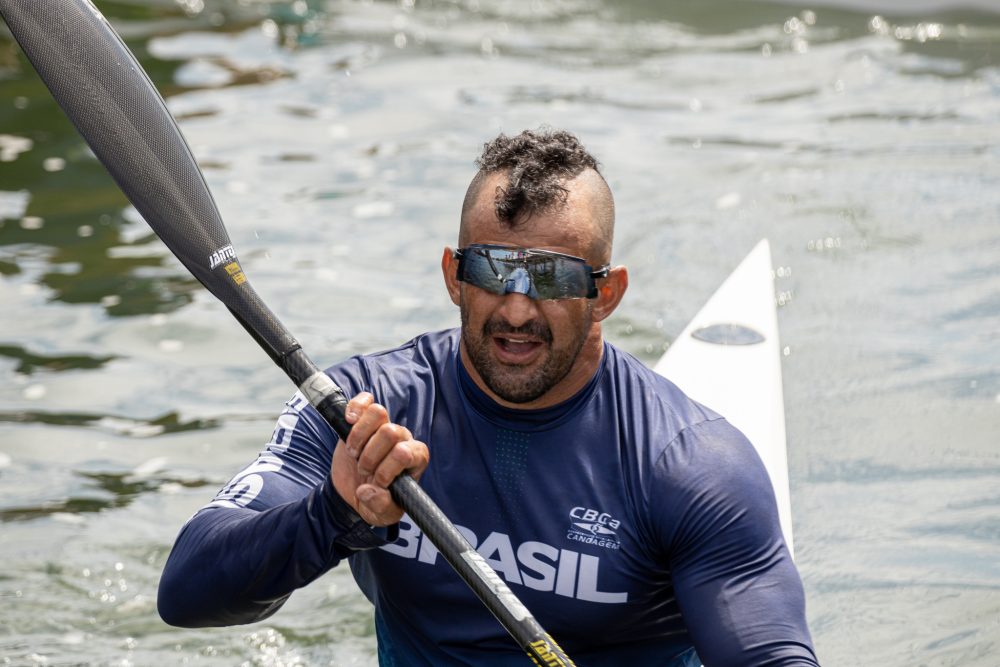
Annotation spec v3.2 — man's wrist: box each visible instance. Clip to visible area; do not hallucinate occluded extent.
[321,477,399,550]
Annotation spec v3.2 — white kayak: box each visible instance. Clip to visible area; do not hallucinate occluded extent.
[652,239,793,556]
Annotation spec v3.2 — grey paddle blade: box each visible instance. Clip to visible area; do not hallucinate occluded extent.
[0,0,297,362]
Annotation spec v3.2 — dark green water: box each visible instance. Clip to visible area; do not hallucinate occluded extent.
[1,0,999,664]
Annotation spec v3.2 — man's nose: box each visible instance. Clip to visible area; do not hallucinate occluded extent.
[496,291,540,328]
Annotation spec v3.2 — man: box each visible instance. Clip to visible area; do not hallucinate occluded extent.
[158,129,818,666]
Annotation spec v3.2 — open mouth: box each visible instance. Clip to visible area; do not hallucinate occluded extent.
[492,335,544,363]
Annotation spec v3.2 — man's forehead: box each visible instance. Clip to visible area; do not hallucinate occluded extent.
[464,207,598,256]
[464,172,603,240]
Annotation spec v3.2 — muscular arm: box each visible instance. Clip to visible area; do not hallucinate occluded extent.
[157,391,392,627]
[654,419,819,666]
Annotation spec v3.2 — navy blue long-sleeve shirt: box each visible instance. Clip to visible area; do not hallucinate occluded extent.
[158,329,817,666]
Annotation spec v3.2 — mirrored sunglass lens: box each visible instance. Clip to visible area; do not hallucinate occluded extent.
[461,247,592,299]
[552,265,589,298]
[524,254,589,299]
[463,250,506,294]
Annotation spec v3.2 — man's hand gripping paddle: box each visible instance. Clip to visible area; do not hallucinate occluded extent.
[0,2,574,664]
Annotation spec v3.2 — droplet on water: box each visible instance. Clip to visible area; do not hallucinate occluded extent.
[784,17,804,35]
[868,16,889,36]
[261,19,279,39]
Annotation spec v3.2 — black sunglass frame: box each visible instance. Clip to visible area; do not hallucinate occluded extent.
[453,244,610,300]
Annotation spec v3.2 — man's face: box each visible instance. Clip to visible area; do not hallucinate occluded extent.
[450,172,607,406]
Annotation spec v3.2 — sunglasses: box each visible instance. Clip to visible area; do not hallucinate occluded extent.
[454,244,609,300]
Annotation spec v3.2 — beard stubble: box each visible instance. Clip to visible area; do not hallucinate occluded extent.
[460,301,592,404]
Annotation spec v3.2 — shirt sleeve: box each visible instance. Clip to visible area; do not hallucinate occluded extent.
[157,386,394,628]
[651,418,819,666]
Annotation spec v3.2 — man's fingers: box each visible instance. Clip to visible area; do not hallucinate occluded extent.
[333,392,430,526]
[345,399,387,457]
[353,439,429,525]
[354,484,399,525]
[344,392,374,424]
[370,438,429,487]
[357,423,413,477]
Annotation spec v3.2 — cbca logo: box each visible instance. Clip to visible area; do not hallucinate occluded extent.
[567,506,621,550]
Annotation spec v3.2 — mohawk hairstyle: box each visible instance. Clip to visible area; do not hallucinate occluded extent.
[473,128,601,223]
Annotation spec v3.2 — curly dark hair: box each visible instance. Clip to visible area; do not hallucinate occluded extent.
[467,128,602,224]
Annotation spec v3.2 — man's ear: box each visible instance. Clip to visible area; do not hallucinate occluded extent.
[441,247,461,306]
[590,265,628,322]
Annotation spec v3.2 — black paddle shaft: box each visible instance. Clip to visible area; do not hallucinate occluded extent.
[0,1,574,664]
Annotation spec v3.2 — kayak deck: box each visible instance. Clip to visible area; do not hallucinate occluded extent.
[652,239,793,555]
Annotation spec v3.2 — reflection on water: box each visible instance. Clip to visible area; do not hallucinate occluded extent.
[0,343,115,373]
[0,80,198,316]
[0,467,215,523]
[1,0,999,665]
[0,408,217,433]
